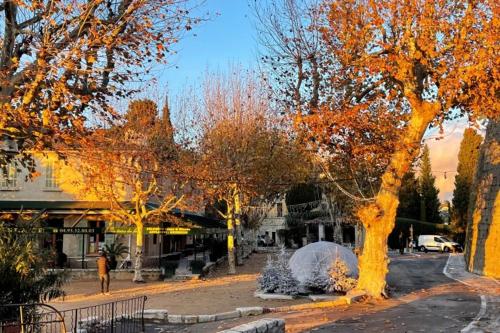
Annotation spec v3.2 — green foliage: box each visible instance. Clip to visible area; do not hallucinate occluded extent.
[452,129,482,242]
[104,242,129,259]
[388,218,451,249]
[397,170,421,220]
[418,145,442,223]
[0,221,66,305]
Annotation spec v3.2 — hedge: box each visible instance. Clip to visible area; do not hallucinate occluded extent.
[388,218,451,249]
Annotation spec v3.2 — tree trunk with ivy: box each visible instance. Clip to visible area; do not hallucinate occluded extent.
[355,100,439,297]
[234,187,244,265]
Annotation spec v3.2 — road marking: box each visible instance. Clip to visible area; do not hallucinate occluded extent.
[461,295,487,333]
[443,254,491,333]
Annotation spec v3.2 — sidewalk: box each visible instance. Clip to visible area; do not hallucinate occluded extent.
[444,254,500,333]
[49,253,311,314]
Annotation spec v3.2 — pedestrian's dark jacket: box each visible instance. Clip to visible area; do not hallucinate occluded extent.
[97,256,110,275]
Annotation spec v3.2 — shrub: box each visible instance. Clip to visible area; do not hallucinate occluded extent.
[258,246,299,296]
[0,221,66,308]
[104,242,129,270]
[303,265,330,294]
[327,258,356,294]
[258,255,281,293]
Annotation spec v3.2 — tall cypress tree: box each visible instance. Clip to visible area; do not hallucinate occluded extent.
[397,170,421,220]
[452,128,482,242]
[418,145,442,223]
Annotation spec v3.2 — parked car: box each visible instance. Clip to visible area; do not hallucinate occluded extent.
[417,235,462,253]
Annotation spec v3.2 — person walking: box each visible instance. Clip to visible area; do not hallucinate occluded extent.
[97,250,111,295]
[398,231,405,255]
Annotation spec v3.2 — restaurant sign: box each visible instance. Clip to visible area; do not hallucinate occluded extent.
[8,227,101,234]
[105,226,195,235]
[8,226,198,235]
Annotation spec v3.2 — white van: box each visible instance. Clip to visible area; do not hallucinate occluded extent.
[417,235,462,253]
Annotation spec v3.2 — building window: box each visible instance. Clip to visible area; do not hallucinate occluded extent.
[45,160,59,190]
[88,221,105,254]
[276,202,283,217]
[0,162,17,190]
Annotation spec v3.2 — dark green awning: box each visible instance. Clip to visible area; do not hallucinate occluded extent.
[0,201,225,230]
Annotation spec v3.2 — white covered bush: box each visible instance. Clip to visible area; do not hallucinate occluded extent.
[257,255,281,293]
[303,257,356,294]
[303,264,330,293]
[289,241,358,294]
[258,247,299,296]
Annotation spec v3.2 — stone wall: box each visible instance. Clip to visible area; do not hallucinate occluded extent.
[464,120,500,278]
[50,268,162,281]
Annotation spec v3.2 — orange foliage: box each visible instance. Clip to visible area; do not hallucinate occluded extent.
[67,99,196,281]
[193,70,311,273]
[0,0,201,157]
[295,0,499,297]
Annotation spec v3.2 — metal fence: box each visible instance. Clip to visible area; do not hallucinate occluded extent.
[0,303,65,333]
[0,296,147,333]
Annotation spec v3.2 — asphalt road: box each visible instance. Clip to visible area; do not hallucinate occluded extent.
[146,253,483,333]
[313,253,480,333]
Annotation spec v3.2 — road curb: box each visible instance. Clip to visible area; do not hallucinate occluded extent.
[158,306,266,324]
[218,318,285,333]
[268,290,365,312]
[150,290,366,324]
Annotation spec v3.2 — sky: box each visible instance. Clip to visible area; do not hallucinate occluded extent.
[157,1,257,96]
[423,121,475,203]
[151,0,474,204]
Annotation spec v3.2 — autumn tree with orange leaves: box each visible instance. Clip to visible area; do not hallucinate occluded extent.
[254,0,395,234]
[0,0,200,166]
[71,99,194,282]
[195,70,311,274]
[291,0,499,298]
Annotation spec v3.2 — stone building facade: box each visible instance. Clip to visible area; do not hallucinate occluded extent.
[0,151,224,269]
[464,120,499,278]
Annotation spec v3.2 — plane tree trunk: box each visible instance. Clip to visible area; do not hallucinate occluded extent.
[226,201,236,274]
[133,221,145,282]
[355,100,439,298]
[234,187,244,265]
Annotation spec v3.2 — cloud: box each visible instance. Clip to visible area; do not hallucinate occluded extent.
[423,120,471,203]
